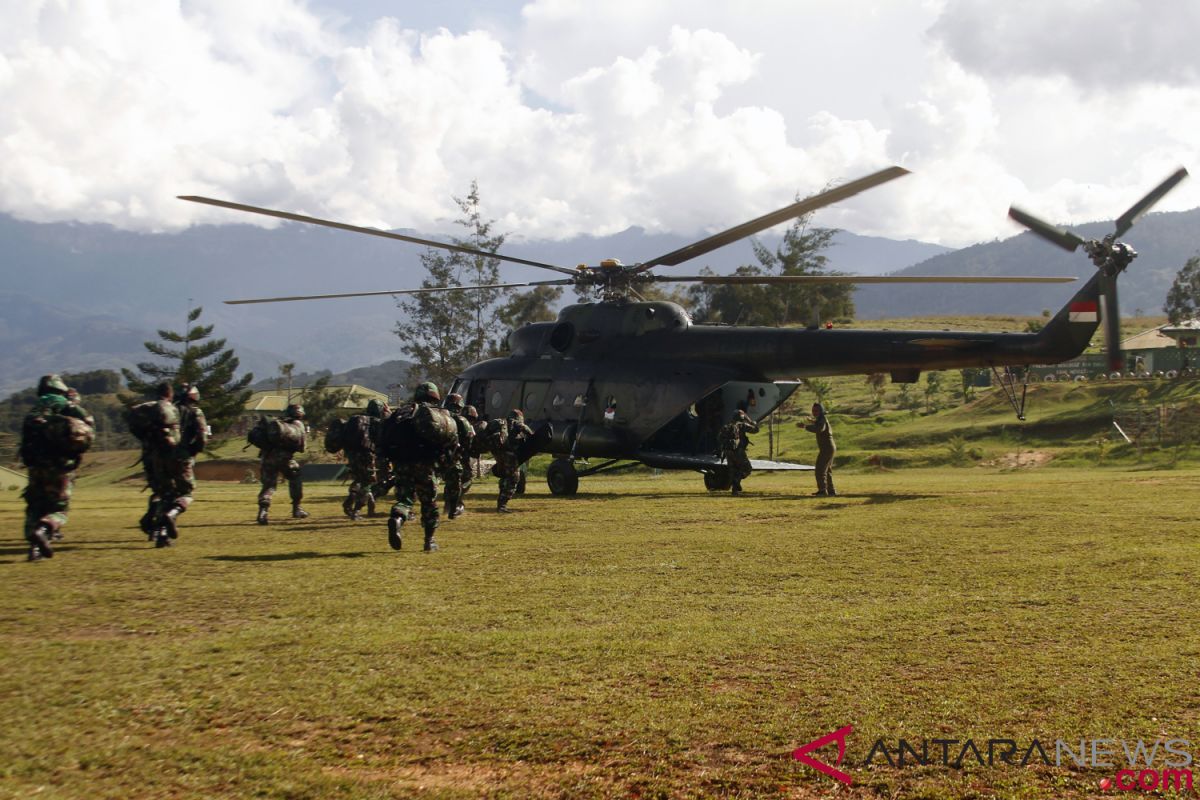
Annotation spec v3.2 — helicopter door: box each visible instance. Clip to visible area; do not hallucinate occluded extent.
[464,380,487,414]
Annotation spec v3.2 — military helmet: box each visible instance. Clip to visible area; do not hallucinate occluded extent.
[464,405,479,420]
[66,387,81,403]
[445,392,464,412]
[414,381,441,402]
[37,374,68,396]
[508,408,524,420]
[735,409,748,421]
[182,384,200,402]
[365,398,384,418]
[285,403,305,420]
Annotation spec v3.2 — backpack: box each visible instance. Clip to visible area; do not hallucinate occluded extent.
[247,416,269,449]
[267,418,306,452]
[380,404,457,463]
[21,408,93,466]
[126,401,163,443]
[481,418,508,452]
[178,405,207,456]
[341,415,374,454]
[323,417,346,454]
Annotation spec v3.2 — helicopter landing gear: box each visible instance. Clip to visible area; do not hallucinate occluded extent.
[703,467,732,492]
[547,458,580,496]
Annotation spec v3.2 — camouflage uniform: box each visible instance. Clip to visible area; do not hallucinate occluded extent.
[495,410,534,512]
[257,405,308,523]
[387,382,447,552]
[19,375,95,560]
[440,394,475,519]
[343,400,385,520]
[804,404,836,496]
[143,389,183,547]
[719,410,759,495]
[154,385,209,544]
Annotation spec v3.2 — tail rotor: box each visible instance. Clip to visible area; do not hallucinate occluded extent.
[1008,167,1189,373]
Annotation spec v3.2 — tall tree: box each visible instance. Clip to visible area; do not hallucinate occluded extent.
[121,306,253,432]
[299,375,354,431]
[689,211,846,325]
[495,284,564,346]
[1165,255,1200,324]
[396,182,512,388]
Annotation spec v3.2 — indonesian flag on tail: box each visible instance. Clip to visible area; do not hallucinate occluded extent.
[1068,300,1098,323]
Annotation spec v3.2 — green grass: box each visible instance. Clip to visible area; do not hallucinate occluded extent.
[3,467,1200,798]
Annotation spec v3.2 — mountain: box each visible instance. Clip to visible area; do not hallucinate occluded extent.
[852,208,1200,319]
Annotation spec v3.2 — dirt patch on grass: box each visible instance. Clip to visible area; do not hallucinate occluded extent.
[985,450,1054,469]
[195,460,258,482]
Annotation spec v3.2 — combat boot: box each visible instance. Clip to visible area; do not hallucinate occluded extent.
[343,497,360,521]
[387,512,404,550]
[162,506,182,540]
[27,545,42,562]
[366,494,377,517]
[154,529,172,548]
[423,525,438,552]
[449,504,465,520]
[27,524,54,560]
[256,503,269,526]
[291,502,309,519]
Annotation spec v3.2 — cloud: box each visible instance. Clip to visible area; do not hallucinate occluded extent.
[929,0,1200,89]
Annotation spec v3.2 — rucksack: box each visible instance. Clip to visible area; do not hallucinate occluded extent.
[342,415,374,454]
[126,401,163,443]
[247,416,269,449]
[380,404,457,463]
[267,418,306,452]
[481,418,507,452]
[21,408,93,466]
[323,418,346,454]
[178,405,207,456]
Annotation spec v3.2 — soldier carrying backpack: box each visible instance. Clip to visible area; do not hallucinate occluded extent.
[254,403,309,525]
[330,400,385,521]
[381,382,457,552]
[494,409,534,513]
[19,374,95,561]
[150,383,210,546]
[439,393,476,520]
[126,382,184,548]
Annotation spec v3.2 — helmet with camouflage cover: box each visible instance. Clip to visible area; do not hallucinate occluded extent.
[464,404,479,420]
[365,398,385,418]
[445,392,464,412]
[414,381,441,403]
[37,374,68,396]
[182,384,200,402]
[66,387,81,404]
[508,408,524,420]
[285,403,305,420]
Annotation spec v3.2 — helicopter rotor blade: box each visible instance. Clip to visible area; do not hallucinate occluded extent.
[224,279,574,305]
[1113,166,1188,238]
[634,166,910,272]
[1100,275,1123,373]
[1007,206,1086,252]
[179,195,579,277]
[647,274,1076,285]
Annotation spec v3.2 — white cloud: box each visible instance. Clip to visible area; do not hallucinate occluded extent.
[0,0,1197,252]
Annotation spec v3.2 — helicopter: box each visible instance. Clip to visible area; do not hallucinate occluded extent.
[180,165,1187,495]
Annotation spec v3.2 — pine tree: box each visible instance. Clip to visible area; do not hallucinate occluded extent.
[121,307,253,432]
[1165,255,1200,324]
[395,182,511,389]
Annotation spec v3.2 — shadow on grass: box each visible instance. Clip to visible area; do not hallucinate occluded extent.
[205,551,369,562]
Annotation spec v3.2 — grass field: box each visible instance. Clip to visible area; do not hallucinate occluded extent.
[3,465,1199,799]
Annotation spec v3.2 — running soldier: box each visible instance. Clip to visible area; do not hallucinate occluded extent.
[494,409,533,513]
[804,402,837,496]
[155,383,209,546]
[255,404,308,524]
[19,375,95,561]
[386,382,450,552]
[341,399,385,521]
[718,409,759,496]
[134,382,183,547]
[440,393,475,519]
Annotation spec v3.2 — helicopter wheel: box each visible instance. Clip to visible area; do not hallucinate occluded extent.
[703,468,732,492]
[547,458,579,496]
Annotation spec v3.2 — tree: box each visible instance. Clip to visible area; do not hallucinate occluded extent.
[924,371,943,413]
[298,375,354,432]
[121,306,253,432]
[959,368,983,403]
[1165,255,1200,324]
[804,377,833,409]
[495,284,564,345]
[395,182,512,388]
[688,210,847,325]
[866,372,887,410]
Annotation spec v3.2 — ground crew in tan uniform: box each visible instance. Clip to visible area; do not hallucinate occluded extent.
[804,402,836,496]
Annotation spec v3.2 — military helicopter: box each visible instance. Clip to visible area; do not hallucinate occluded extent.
[180,165,1186,494]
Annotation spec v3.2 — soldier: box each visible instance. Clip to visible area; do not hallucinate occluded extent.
[155,383,209,545]
[366,399,391,517]
[387,382,445,552]
[142,382,183,548]
[718,408,759,496]
[440,393,475,519]
[494,409,533,513]
[19,375,95,561]
[257,403,308,524]
[804,402,837,496]
[342,399,384,521]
